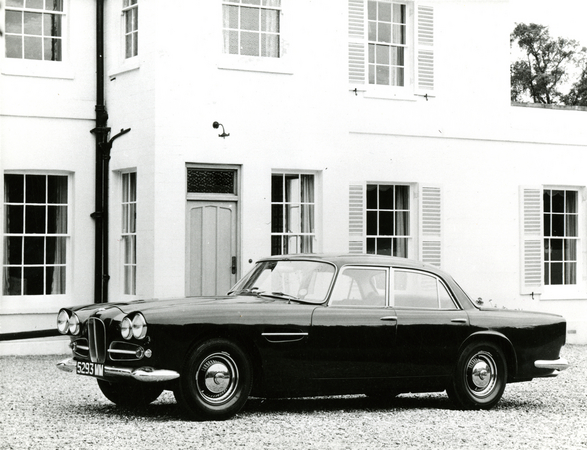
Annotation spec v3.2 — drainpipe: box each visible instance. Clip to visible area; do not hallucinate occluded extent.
[91,0,130,303]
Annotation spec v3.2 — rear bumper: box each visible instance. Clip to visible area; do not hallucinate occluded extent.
[534,357,569,374]
[57,357,180,383]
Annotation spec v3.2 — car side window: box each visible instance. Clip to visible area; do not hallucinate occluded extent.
[393,270,457,309]
[329,267,387,307]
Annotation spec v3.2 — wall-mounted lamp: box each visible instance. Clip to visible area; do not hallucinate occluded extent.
[213,121,230,138]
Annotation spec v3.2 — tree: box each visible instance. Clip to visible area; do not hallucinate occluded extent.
[510,23,587,105]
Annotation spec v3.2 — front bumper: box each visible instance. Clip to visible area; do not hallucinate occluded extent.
[57,357,180,383]
[534,357,569,374]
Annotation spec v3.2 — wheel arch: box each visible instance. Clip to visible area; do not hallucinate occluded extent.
[460,331,518,378]
[181,327,265,395]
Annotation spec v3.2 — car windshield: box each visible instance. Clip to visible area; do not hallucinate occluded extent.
[228,260,336,304]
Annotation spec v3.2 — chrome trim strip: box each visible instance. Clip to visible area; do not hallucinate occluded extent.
[380,316,398,321]
[56,357,180,382]
[261,332,308,337]
[451,318,468,323]
[108,348,138,355]
[535,357,569,371]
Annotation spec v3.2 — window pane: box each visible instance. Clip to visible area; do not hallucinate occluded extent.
[5,174,24,203]
[25,205,46,233]
[241,7,259,31]
[24,12,42,35]
[378,184,393,209]
[5,205,24,233]
[24,266,44,295]
[4,267,22,295]
[26,0,43,9]
[271,205,283,232]
[379,211,393,235]
[47,205,67,233]
[261,33,279,57]
[395,211,409,235]
[378,2,392,22]
[439,282,455,309]
[395,185,409,209]
[550,262,563,285]
[285,175,300,203]
[6,10,23,33]
[366,211,377,235]
[271,235,282,255]
[44,13,61,37]
[376,237,392,255]
[46,236,66,264]
[550,239,563,261]
[48,176,67,203]
[551,190,564,212]
[566,191,577,213]
[240,31,260,56]
[566,215,577,237]
[6,36,23,58]
[26,175,46,203]
[392,24,405,45]
[223,5,239,28]
[366,184,377,209]
[393,237,408,257]
[261,9,278,32]
[46,265,66,294]
[393,3,406,23]
[375,44,389,64]
[565,262,577,285]
[24,236,44,264]
[378,22,391,43]
[368,1,377,20]
[551,214,564,237]
[376,65,389,85]
[4,237,23,264]
[543,190,551,213]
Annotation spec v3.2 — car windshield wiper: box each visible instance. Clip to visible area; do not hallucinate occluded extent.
[257,291,316,304]
[227,287,262,296]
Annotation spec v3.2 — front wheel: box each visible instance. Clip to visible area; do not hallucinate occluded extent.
[174,338,253,421]
[447,341,507,410]
[97,379,164,408]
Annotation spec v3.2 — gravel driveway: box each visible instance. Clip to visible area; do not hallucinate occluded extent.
[1,345,586,450]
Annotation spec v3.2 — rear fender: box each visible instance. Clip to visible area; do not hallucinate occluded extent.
[459,331,518,378]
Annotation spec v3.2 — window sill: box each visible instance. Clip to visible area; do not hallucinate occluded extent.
[217,55,293,75]
[362,87,418,102]
[108,57,140,79]
[540,287,586,301]
[1,295,72,314]
[1,58,74,79]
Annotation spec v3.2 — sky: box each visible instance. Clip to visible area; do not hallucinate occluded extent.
[510,0,587,46]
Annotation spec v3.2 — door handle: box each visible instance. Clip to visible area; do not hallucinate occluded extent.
[451,318,467,324]
[231,256,237,275]
[380,316,398,321]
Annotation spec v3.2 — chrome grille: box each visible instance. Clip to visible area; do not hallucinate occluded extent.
[87,317,107,363]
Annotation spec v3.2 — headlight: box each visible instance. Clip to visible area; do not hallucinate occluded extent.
[131,314,148,340]
[120,317,133,340]
[68,313,81,335]
[57,310,71,334]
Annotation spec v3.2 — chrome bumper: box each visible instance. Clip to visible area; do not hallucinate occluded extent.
[57,357,180,383]
[535,357,569,373]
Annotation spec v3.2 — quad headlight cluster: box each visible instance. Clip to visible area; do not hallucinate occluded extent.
[57,309,81,335]
[120,313,148,340]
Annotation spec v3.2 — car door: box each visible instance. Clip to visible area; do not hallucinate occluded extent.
[309,266,398,384]
[391,269,470,377]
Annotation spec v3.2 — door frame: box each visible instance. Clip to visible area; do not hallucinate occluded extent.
[185,163,241,296]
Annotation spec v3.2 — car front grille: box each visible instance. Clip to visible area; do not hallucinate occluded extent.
[87,317,107,364]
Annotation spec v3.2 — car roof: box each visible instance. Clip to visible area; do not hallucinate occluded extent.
[258,253,440,273]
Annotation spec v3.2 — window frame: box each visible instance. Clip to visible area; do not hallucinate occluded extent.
[122,0,139,60]
[329,265,390,308]
[349,0,434,101]
[217,0,292,75]
[2,0,73,78]
[271,171,319,256]
[391,268,459,310]
[121,171,137,296]
[2,172,71,302]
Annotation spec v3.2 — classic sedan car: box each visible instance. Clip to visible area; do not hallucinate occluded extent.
[56,254,569,420]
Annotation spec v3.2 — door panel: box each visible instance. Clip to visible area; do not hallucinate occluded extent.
[186,202,237,296]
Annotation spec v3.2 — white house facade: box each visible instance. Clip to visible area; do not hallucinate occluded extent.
[1,0,586,355]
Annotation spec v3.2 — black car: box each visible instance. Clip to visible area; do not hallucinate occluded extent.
[57,254,569,420]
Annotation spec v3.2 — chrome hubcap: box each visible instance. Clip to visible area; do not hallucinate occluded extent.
[466,351,497,397]
[197,352,239,404]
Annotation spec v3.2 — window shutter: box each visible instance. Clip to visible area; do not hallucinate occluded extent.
[415,4,434,94]
[349,184,364,253]
[348,0,366,85]
[420,185,441,267]
[520,187,544,295]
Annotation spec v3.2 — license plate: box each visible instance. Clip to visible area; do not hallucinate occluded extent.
[76,361,104,377]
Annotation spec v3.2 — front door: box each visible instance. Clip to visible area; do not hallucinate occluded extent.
[186,201,237,296]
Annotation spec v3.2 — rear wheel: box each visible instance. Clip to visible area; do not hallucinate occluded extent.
[97,379,164,408]
[447,341,507,410]
[174,338,252,421]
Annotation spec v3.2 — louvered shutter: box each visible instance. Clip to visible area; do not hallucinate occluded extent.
[520,187,544,294]
[349,184,364,253]
[420,185,441,267]
[348,0,366,85]
[416,4,434,94]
